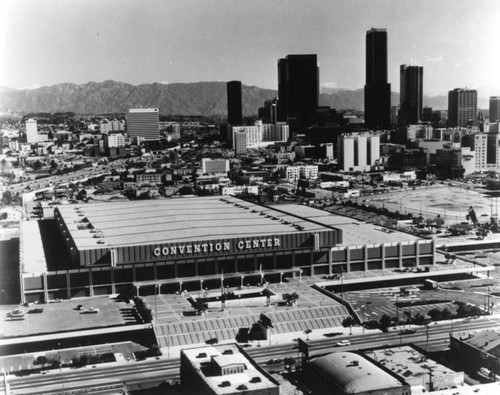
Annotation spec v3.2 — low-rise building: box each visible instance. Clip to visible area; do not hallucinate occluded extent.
[304,351,409,395]
[180,344,280,395]
[221,185,259,196]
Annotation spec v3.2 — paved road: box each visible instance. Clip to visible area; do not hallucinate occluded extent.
[2,317,499,394]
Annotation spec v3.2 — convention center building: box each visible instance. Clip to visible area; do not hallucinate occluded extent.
[19,196,436,302]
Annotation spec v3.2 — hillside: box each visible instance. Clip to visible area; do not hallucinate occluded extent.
[0,80,460,116]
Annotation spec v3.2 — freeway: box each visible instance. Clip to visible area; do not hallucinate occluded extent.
[2,317,500,395]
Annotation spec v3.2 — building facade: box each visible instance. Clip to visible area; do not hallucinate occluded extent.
[365,29,391,130]
[337,132,381,172]
[227,81,243,126]
[448,89,477,127]
[127,108,160,140]
[202,158,230,175]
[490,96,500,123]
[278,54,319,128]
[399,65,423,126]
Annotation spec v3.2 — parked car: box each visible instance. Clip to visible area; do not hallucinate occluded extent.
[336,340,351,347]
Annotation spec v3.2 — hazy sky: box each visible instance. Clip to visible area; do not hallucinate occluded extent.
[1,0,499,98]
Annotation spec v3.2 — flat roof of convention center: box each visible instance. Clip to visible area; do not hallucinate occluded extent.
[274,204,422,245]
[56,196,337,250]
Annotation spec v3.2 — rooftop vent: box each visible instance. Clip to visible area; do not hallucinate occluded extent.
[237,384,248,391]
[222,349,234,355]
[219,381,231,388]
[249,377,262,383]
[196,352,207,358]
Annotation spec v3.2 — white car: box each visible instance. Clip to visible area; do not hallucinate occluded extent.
[336,340,350,347]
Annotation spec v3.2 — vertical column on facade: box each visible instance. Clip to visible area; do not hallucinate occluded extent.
[234,255,239,274]
[292,252,296,278]
[88,269,94,297]
[431,239,436,265]
[310,251,314,276]
[154,262,158,281]
[194,259,198,277]
[364,245,369,271]
[345,247,351,273]
[110,267,116,294]
[398,242,403,268]
[214,258,219,278]
[415,242,420,267]
[174,261,179,278]
[381,244,386,269]
[43,272,49,303]
[66,271,71,299]
[328,248,333,276]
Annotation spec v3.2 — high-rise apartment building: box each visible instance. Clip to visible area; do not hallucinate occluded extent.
[364,28,391,130]
[448,89,477,127]
[399,65,423,126]
[278,54,319,128]
[490,96,500,123]
[127,108,160,140]
[337,132,380,172]
[227,81,243,125]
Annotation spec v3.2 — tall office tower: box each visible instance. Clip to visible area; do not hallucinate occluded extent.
[263,98,278,124]
[227,81,243,125]
[447,89,477,127]
[277,54,319,128]
[127,108,160,140]
[399,65,423,126]
[364,28,391,130]
[490,96,500,122]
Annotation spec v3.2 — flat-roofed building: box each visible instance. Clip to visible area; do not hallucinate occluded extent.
[127,108,159,140]
[20,198,436,302]
[304,352,409,395]
[202,158,230,175]
[181,343,280,395]
[450,330,500,377]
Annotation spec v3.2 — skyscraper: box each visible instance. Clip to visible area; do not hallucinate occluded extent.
[399,65,423,126]
[364,28,391,130]
[490,96,500,123]
[227,81,243,125]
[127,108,160,140]
[277,54,319,128]
[447,89,477,127]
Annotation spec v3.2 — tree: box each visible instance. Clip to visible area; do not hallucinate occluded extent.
[428,308,442,322]
[2,190,12,205]
[342,316,356,335]
[441,308,452,320]
[379,314,392,331]
[304,328,312,341]
[414,313,426,325]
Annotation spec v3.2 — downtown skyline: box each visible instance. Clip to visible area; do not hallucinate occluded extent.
[1,0,499,100]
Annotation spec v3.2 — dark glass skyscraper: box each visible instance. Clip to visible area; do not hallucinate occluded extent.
[227,81,243,125]
[399,65,423,126]
[364,28,391,130]
[277,54,319,128]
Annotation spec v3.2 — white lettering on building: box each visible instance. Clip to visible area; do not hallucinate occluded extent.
[153,238,281,257]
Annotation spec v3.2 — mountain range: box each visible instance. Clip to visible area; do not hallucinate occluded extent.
[0,80,486,116]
